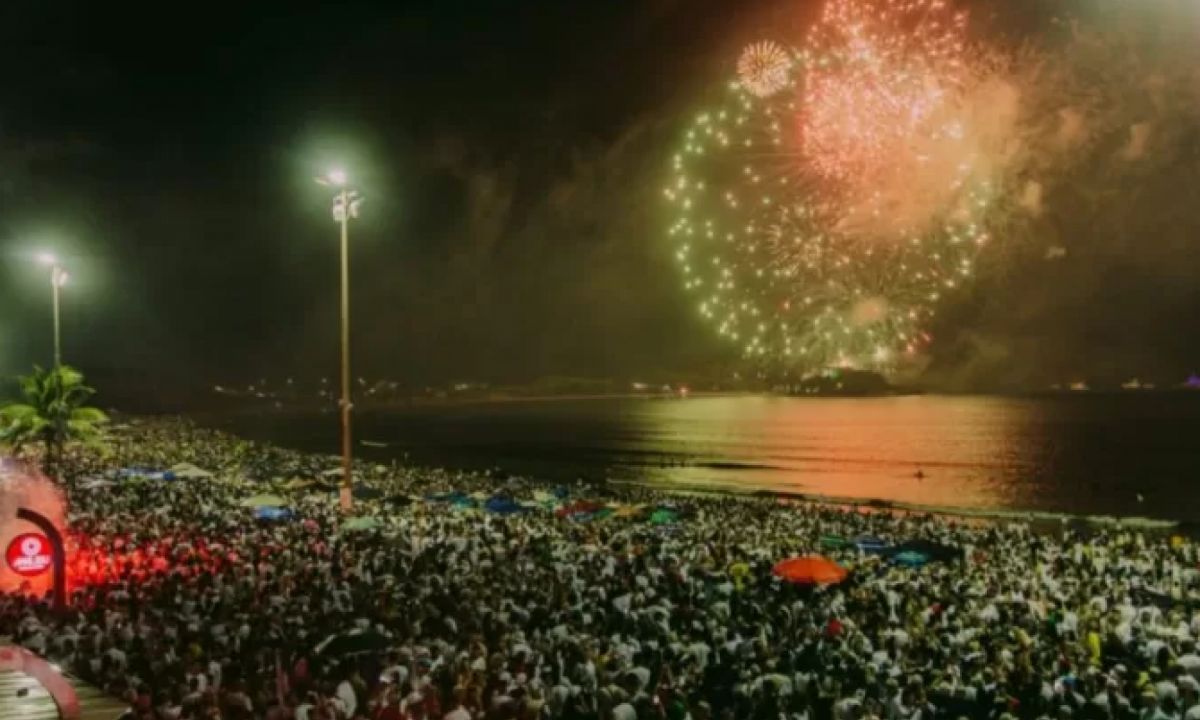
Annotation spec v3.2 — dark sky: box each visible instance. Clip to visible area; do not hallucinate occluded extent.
[1,0,1198,396]
[0,0,794,392]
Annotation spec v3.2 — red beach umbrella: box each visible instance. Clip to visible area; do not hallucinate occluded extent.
[555,500,604,518]
[772,555,848,585]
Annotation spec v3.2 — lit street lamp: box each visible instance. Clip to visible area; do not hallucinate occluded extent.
[316,169,363,512]
[36,253,69,368]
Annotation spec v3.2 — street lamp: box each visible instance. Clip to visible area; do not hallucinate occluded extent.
[316,169,363,512]
[36,253,68,368]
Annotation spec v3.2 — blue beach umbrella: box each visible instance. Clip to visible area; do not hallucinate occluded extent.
[892,551,930,567]
[119,467,176,481]
[485,496,525,515]
[852,535,890,554]
[254,506,294,521]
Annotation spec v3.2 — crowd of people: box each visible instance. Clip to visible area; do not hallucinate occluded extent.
[3,417,1200,720]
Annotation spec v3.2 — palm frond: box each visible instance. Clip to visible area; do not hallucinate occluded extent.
[0,365,109,470]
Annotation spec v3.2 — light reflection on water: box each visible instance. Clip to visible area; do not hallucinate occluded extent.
[221,394,1200,521]
[627,396,1025,509]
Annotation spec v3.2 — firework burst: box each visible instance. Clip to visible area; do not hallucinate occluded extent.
[667,0,1001,373]
[737,41,793,98]
[801,0,968,186]
[666,81,990,372]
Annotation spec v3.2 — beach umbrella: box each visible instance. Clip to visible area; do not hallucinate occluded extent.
[772,555,848,585]
[282,477,315,490]
[254,507,294,521]
[556,500,603,519]
[533,490,556,504]
[614,504,646,519]
[852,535,890,553]
[79,478,115,490]
[120,467,176,481]
[341,516,381,532]
[314,629,390,656]
[485,496,525,515]
[820,535,847,550]
[426,490,469,503]
[650,509,679,525]
[893,539,961,563]
[352,485,384,500]
[169,462,213,479]
[238,493,287,508]
[892,551,929,568]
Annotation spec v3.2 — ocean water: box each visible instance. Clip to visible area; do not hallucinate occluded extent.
[213,394,1200,521]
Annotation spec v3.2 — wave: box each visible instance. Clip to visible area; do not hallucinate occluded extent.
[609,478,1181,530]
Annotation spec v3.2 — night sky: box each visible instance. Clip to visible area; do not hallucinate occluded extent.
[1,0,1198,398]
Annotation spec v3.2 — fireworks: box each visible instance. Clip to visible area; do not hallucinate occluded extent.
[799,0,1016,240]
[672,0,1200,377]
[737,41,793,98]
[666,95,989,371]
[667,0,998,373]
[801,0,968,188]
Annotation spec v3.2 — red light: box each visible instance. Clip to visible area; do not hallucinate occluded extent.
[6,533,52,577]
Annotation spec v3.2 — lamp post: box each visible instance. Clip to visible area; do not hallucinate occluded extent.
[316,170,362,512]
[36,253,68,368]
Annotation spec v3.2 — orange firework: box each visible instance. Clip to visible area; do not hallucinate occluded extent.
[801,0,970,198]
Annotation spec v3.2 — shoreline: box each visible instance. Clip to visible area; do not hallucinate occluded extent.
[609,477,1183,532]
[173,412,1190,533]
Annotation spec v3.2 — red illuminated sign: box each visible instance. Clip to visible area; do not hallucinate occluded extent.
[6,534,52,577]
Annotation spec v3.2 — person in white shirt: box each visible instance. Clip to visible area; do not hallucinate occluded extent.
[336,677,358,718]
[1179,642,1200,680]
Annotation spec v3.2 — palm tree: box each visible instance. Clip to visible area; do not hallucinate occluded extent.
[0,365,109,478]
